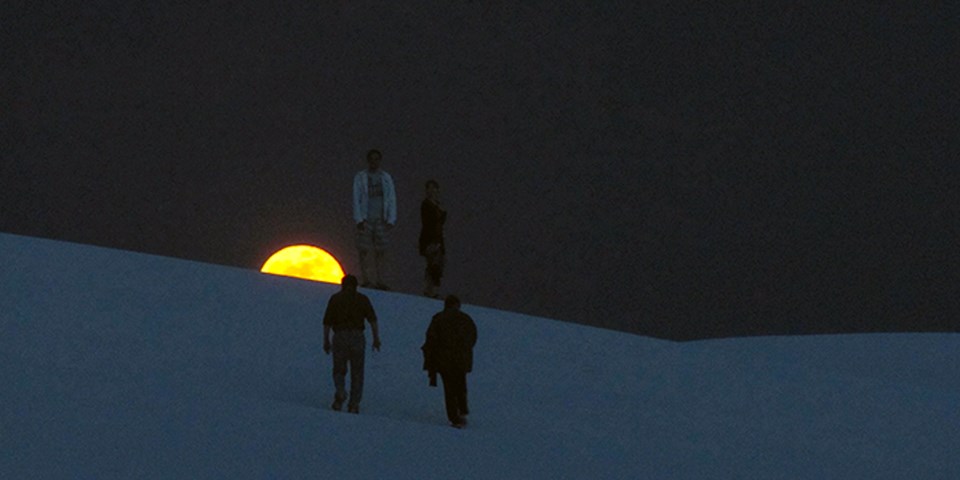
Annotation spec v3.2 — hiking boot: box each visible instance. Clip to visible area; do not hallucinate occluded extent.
[331,399,343,411]
[347,404,360,414]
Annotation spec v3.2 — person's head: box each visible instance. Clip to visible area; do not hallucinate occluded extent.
[425,179,440,200]
[366,149,382,172]
[444,294,461,311]
[341,274,359,291]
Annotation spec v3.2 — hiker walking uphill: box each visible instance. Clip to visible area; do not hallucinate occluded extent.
[422,295,477,428]
[323,274,382,414]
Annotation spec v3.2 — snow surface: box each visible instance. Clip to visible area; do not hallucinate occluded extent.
[1,232,958,479]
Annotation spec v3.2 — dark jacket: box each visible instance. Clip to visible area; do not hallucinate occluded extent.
[323,290,376,331]
[422,309,477,374]
[418,199,446,256]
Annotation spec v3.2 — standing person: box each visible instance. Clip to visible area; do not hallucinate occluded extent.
[418,179,446,299]
[323,274,382,414]
[352,149,397,290]
[422,295,477,428]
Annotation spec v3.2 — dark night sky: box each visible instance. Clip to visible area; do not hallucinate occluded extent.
[3,1,957,340]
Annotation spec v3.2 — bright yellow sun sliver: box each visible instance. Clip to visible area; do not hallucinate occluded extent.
[260,245,345,284]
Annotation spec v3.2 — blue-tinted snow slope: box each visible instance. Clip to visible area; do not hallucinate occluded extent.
[1,233,957,479]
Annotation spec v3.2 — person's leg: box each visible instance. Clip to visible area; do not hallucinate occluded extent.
[423,244,443,297]
[371,221,389,288]
[439,371,462,425]
[456,372,469,416]
[347,332,366,411]
[373,249,387,288]
[331,334,349,409]
[423,266,435,297]
[434,248,445,287]
[356,228,374,286]
[358,251,372,286]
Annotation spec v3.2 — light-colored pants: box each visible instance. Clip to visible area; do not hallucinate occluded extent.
[357,220,389,285]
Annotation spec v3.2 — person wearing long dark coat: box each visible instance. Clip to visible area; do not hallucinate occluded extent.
[422,295,477,428]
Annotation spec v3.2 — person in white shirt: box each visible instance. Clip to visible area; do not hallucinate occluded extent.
[352,149,397,289]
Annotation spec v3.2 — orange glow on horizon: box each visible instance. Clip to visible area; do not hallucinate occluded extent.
[260,245,345,284]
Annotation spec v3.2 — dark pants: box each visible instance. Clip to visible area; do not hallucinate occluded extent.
[439,371,468,423]
[332,330,365,407]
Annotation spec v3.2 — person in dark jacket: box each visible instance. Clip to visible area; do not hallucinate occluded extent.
[422,295,477,428]
[418,179,446,299]
[323,274,382,414]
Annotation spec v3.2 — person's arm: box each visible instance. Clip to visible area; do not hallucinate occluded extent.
[385,173,397,226]
[323,297,336,354]
[466,315,477,348]
[366,296,381,351]
[370,321,381,351]
[323,325,332,354]
[353,172,366,228]
[423,318,438,385]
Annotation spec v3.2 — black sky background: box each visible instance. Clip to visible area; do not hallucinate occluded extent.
[3,1,957,340]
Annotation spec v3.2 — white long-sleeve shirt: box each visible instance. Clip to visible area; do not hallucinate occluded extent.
[352,169,397,225]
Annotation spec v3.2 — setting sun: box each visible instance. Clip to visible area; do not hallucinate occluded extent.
[260,245,345,284]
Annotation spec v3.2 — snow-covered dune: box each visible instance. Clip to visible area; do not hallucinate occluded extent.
[1,233,957,479]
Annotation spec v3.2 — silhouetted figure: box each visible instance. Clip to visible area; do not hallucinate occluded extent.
[418,179,446,299]
[352,149,397,290]
[323,274,382,413]
[422,295,477,428]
